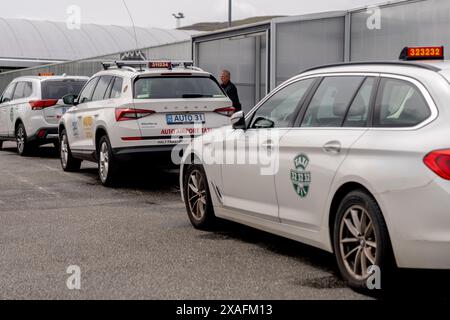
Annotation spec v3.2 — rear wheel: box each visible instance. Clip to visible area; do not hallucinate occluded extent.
[16,123,33,156]
[60,129,82,172]
[0,140,3,150]
[333,190,395,294]
[183,164,217,230]
[98,135,119,187]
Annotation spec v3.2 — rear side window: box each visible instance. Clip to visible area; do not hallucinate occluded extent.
[78,77,99,104]
[134,76,225,99]
[374,78,431,127]
[110,77,123,99]
[13,82,33,100]
[343,77,375,128]
[301,76,365,127]
[41,79,86,100]
[92,76,113,101]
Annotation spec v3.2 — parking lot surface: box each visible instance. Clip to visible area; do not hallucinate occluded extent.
[0,142,448,300]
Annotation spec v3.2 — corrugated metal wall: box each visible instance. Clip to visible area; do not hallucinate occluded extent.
[0,40,192,93]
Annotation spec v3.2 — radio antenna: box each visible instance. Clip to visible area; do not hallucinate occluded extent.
[122,0,140,52]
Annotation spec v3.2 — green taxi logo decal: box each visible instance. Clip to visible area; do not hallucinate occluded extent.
[291,154,311,198]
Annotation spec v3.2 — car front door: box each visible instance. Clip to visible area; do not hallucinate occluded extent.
[0,83,17,137]
[66,77,100,152]
[275,76,377,233]
[220,78,316,221]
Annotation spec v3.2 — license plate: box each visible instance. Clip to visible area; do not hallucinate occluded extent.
[166,113,205,125]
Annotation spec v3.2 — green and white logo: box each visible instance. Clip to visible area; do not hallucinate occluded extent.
[291,154,311,198]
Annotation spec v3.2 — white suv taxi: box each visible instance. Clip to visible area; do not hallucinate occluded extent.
[180,46,450,292]
[59,61,233,186]
[0,74,87,155]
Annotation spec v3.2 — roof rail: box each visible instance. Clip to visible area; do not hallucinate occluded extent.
[101,60,202,72]
[301,61,442,74]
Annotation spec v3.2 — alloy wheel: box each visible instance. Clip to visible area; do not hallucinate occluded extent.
[187,169,207,221]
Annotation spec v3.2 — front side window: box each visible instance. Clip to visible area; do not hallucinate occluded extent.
[374,78,431,127]
[78,77,99,104]
[301,76,365,128]
[92,76,113,102]
[134,76,225,99]
[249,78,315,129]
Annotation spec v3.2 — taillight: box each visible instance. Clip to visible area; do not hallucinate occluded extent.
[115,108,155,122]
[214,106,236,117]
[29,99,58,110]
[424,149,450,180]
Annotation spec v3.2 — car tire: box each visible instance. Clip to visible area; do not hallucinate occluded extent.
[60,129,82,172]
[333,190,395,294]
[98,135,119,187]
[0,140,3,150]
[16,123,33,156]
[183,164,217,230]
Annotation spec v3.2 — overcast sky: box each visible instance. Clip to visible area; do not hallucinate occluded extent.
[3,0,386,29]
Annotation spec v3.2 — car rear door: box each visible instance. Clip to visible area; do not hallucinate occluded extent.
[274,76,377,232]
[132,75,232,145]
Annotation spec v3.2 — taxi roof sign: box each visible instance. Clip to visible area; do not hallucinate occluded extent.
[38,72,55,77]
[400,46,444,61]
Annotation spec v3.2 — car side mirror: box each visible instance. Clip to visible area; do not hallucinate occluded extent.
[231,111,246,130]
[253,117,275,129]
[62,94,78,106]
[1,97,10,103]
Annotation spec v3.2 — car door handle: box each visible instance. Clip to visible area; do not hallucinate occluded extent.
[323,141,342,154]
[261,140,274,150]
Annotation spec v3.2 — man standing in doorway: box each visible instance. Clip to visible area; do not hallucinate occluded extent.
[220,70,242,112]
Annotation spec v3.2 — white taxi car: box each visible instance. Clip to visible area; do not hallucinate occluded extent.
[180,46,450,291]
[59,61,233,186]
[0,74,87,155]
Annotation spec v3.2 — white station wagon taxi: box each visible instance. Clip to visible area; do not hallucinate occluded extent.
[180,46,450,292]
[59,61,233,186]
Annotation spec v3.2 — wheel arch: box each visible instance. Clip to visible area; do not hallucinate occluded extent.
[95,125,108,151]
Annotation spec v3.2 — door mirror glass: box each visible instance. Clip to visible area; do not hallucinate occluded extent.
[62,94,78,106]
[253,117,275,129]
[231,111,246,130]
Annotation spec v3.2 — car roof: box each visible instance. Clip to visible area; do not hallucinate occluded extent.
[13,75,89,82]
[93,68,212,79]
[297,60,450,82]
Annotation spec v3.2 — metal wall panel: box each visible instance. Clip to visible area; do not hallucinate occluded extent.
[275,17,345,85]
[350,0,449,61]
[197,36,257,112]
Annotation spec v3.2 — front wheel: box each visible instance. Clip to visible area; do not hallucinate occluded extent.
[183,164,217,230]
[98,135,119,187]
[16,123,33,156]
[333,190,395,293]
[60,130,82,172]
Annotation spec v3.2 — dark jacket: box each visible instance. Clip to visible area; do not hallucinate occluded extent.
[221,81,242,112]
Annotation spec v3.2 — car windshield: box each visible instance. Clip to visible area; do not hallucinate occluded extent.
[41,79,87,100]
[134,76,226,99]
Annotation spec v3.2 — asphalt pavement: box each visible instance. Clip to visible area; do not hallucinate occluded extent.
[0,142,448,300]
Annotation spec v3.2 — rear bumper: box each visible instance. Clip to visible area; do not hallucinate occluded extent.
[27,127,59,145]
[379,177,450,269]
[112,145,183,165]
